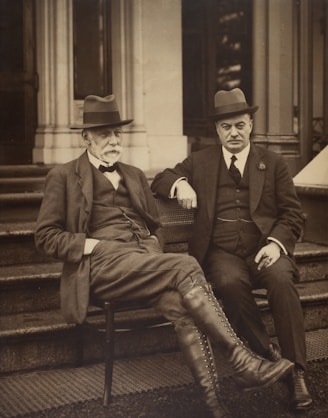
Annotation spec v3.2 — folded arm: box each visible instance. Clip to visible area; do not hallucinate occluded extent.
[152,156,198,209]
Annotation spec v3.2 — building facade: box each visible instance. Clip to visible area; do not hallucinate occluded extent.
[0,0,327,176]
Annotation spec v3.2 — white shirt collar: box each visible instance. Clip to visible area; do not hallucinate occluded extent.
[222,143,250,176]
[87,150,121,190]
[87,151,118,170]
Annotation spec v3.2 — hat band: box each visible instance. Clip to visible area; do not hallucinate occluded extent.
[84,111,121,124]
[215,102,249,114]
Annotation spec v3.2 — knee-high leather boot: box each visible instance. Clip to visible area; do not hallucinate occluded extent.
[175,317,229,418]
[183,283,294,391]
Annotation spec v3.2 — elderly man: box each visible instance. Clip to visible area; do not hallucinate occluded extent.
[35,94,293,418]
[151,88,312,411]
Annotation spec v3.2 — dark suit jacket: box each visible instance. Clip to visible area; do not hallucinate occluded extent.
[151,144,303,265]
[35,152,163,324]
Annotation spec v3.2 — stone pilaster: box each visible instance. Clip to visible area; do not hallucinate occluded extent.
[111,0,187,171]
[33,0,84,164]
[252,0,301,174]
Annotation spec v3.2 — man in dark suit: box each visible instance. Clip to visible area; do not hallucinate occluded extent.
[151,88,312,411]
[35,94,294,418]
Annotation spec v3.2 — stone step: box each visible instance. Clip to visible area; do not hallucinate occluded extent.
[254,279,328,337]
[296,242,328,281]
[0,167,49,216]
[0,192,43,221]
[0,279,327,375]
[1,219,327,275]
[0,238,327,314]
[0,262,62,314]
[1,218,328,259]
[1,259,327,316]
[0,165,52,178]
[0,308,177,375]
[0,223,49,266]
[0,177,46,193]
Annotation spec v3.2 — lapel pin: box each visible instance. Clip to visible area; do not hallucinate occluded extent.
[257,161,266,171]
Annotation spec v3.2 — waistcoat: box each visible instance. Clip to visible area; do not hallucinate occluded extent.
[89,166,150,241]
[211,156,261,256]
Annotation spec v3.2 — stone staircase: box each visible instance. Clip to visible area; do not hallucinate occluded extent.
[0,165,327,376]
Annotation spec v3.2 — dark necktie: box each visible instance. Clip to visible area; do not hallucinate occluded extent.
[99,163,118,173]
[229,155,241,184]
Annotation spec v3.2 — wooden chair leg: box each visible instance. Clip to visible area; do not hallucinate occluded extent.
[103,301,115,406]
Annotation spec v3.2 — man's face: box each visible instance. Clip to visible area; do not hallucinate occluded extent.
[83,126,123,164]
[215,113,253,154]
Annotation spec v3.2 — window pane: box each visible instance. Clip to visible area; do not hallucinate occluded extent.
[214,0,253,102]
[73,0,112,99]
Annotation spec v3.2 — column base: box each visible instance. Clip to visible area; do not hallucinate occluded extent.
[33,128,85,164]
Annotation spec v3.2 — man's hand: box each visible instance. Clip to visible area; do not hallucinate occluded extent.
[255,242,281,271]
[175,180,197,209]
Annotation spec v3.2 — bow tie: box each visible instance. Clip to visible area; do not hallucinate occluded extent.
[99,163,118,173]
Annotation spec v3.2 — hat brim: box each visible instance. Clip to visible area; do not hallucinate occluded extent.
[208,106,258,121]
[69,119,133,129]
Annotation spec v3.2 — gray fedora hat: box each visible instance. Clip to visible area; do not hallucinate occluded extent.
[70,94,133,129]
[208,88,258,121]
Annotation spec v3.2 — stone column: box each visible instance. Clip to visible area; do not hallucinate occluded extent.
[252,0,300,174]
[33,0,84,164]
[111,0,149,169]
[111,0,188,172]
[298,0,313,167]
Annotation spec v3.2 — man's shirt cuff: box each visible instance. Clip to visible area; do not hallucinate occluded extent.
[84,238,100,255]
[267,237,288,255]
[169,177,188,198]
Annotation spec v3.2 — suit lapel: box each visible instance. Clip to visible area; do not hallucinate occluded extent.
[76,152,94,220]
[118,163,146,212]
[249,145,265,214]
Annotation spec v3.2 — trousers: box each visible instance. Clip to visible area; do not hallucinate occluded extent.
[90,236,201,321]
[204,246,307,369]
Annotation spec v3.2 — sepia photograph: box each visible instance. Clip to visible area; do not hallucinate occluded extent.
[0,1,327,417]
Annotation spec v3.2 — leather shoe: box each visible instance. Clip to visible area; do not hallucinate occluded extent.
[289,368,312,410]
[232,354,294,392]
[265,343,282,362]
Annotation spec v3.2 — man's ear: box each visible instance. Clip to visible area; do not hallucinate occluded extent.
[215,121,220,135]
[82,129,90,144]
[215,122,221,145]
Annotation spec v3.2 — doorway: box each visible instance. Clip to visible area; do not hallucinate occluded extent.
[0,0,37,164]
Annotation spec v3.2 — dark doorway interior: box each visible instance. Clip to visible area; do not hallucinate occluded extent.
[182,0,253,141]
[0,0,37,164]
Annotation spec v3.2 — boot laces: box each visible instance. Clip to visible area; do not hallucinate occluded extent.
[197,328,220,393]
[202,285,267,361]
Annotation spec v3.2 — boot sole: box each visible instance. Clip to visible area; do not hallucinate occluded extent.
[239,362,294,392]
[291,402,313,411]
[291,398,313,411]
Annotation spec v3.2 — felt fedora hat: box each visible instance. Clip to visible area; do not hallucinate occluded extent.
[70,94,133,129]
[209,88,258,121]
